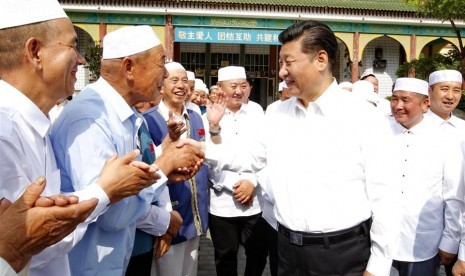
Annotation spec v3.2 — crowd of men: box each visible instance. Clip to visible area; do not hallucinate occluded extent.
[2,1,465,276]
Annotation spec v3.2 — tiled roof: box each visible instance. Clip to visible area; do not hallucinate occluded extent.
[59,0,415,12]
[169,0,414,11]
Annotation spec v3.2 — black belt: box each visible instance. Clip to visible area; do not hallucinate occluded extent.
[278,219,370,247]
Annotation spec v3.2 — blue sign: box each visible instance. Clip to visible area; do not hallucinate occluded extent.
[174,27,282,45]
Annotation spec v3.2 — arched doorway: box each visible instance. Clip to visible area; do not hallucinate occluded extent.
[74,26,95,91]
[333,38,351,83]
[420,38,458,58]
[360,36,407,98]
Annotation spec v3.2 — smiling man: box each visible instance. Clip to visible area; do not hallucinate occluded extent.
[51,26,204,275]
[389,78,464,276]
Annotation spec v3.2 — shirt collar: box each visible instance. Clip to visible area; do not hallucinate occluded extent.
[292,79,339,117]
[0,80,51,138]
[96,78,134,123]
[225,104,248,116]
[426,109,462,129]
[158,100,188,121]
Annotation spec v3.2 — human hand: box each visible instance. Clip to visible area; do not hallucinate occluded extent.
[362,271,375,276]
[0,177,98,272]
[156,141,204,182]
[232,180,255,206]
[97,150,161,204]
[167,110,187,142]
[439,249,457,265]
[155,233,172,259]
[453,259,465,276]
[206,91,226,126]
[176,138,206,155]
[166,210,183,237]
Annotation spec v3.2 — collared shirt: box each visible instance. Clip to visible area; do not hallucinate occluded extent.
[51,78,167,275]
[0,258,15,276]
[0,80,110,276]
[388,116,464,262]
[185,101,201,115]
[203,104,265,217]
[243,100,264,116]
[158,100,189,140]
[206,80,400,275]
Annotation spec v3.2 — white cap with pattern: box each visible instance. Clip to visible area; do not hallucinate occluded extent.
[165,62,186,72]
[429,70,462,86]
[187,71,195,81]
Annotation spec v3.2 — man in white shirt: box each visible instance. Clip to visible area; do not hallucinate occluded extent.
[241,75,264,115]
[203,66,267,276]
[266,81,291,114]
[361,73,391,115]
[424,70,465,276]
[185,71,202,115]
[195,20,400,276]
[0,1,163,275]
[388,78,464,276]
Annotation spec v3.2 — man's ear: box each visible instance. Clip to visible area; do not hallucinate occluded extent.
[24,37,44,70]
[315,50,329,71]
[122,57,136,81]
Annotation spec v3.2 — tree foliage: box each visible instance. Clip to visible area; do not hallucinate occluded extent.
[84,42,103,80]
[403,0,465,75]
[396,49,460,80]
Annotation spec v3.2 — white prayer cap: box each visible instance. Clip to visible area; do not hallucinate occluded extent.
[187,71,195,81]
[218,66,246,82]
[164,62,185,72]
[210,85,218,90]
[352,80,378,104]
[278,81,287,92]
[102,25,161,60]
[393,78,429,96]
[428,70,462,86]
[339,81,353,91]
[1,0,68,29]
[194,79,208,93]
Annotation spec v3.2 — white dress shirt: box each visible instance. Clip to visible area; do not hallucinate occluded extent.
[185,101,201,116]
[203,104,265,218]
[0,80,110,276]
[388,115,464,262]
[243,100,264,116]
[206,80,400,276]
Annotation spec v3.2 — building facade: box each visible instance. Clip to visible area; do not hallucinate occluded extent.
[60,0,465,107]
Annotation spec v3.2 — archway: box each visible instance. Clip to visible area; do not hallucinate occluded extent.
[360,36,407,98]
[333,37,351,83]
[420,38,458,58]
[74,26,96,91]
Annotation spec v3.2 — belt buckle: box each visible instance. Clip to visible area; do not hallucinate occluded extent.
[289,232,303,246]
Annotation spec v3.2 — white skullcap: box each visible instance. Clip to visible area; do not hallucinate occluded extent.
[393,78,429,96]
[1,0,68,29]
[165,62,185,72]
[210,85,218,90]
[102,25,161,59]
[218,66,246,82]
[352,81,378,104]
[429,70,463,86]
[339,82,353,89]
[194,79,208,94]
[187,71,195,81]
[278,81,287,92]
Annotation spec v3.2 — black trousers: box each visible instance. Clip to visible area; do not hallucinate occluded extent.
[209,213,266,276]
[257,217,278,276]
[277,224,371,276]
[444,255,458,276]
[391,254,440,276]
[125,249,153,276]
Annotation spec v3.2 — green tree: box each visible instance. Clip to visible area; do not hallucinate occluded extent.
[396,49,460,80]
[84,42,102,80]
[403,0,465,75]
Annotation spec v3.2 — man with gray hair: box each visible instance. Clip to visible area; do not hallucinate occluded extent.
[51,25,204,275]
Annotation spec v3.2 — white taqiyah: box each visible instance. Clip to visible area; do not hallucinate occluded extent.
[102,25,161,59]
[1,0,67,29]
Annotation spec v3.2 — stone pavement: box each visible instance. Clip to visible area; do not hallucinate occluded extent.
[197,230,447,276]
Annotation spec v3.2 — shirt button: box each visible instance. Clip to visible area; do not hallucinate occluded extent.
[402,175,405,177]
